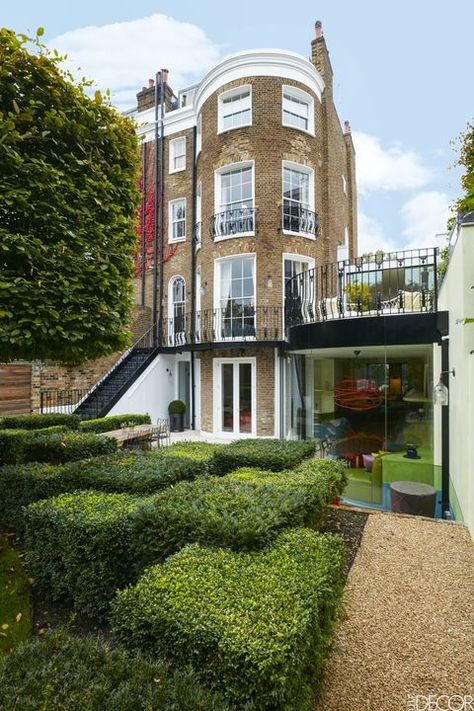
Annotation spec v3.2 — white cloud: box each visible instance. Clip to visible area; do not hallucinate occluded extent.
[353,131,432,194]
[357,211,397,255]
[401,191,451,248]
[49,14,222,109]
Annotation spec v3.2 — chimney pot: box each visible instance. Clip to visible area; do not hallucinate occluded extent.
[148,78,154,88]
[162,69,169,83]
[315,20,323,39]
[344,120,351,134]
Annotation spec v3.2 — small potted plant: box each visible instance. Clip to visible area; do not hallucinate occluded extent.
[168,400,186,432]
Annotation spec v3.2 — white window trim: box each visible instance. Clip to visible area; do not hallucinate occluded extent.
[169,136,186,174]
[282,253,315,332]
[213,253,257,342]
[196,114,202,156]
[167,275,187,346]
[342,173,347,195]
[214,160,256,241]
[281,85,315,136]
[217,84,252,135]
[168,197,186,243]
[212,357,257,438]
[281,160,316,240]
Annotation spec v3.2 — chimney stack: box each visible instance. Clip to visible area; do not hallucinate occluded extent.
[343,120,351,135]
[311,19,333,95]
[136,70,174,112]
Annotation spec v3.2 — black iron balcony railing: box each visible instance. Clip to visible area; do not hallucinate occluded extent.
[211,207,258,239]
[285,247,438,329]
[162,306,283,347]
[281,205,320,236]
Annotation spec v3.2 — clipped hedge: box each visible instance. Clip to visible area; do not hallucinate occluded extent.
[79,413,151,433]
[0,413,80,430]
[25,459,346,617]
[0,451,204,533]
[0,629,227,711]
[0,430,117,465]
[209,437,317,475]
[112,529,346,710]
[158,441,224,463]
[25,491,145,617]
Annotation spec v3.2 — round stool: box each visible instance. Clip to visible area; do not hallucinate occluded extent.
[390,481,437,518]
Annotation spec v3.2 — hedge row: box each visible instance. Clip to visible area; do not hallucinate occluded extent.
[79,413,151,433]
[0,430,117,465]
[208,438,317,475]
[158,441,223,463]
[112,529,346,710]
[25,459,347,618]
[0,629,227,711]
[0,413,80,430]
[0,451,206,533]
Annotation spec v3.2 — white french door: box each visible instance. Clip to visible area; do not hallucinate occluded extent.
[214,358,256,436]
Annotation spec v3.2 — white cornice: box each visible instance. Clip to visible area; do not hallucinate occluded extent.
[128,49,325,139]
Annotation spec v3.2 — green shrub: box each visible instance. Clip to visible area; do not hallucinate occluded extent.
[0,629,227,711]
[209,438,317,475]
[0,413,80,430]
[168,399,186,415]
[158,441,224,463]
[24,459,345,618]
[112,529,345,711]
[79,413,151,433]
[25,491,146,618]
[0,430,117,465]
[0,451,203,533]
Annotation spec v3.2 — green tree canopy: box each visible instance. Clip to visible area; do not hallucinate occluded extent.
[454,120,474,214]
[0,29,139,365]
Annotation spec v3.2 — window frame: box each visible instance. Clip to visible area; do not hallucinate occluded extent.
[213,253,257,341]
[282,85,315,136]
[168,275,187,346]
[168,198,186,243]
[282,252,316,330]
[214,160,256,241]
[169,136,186,174]
[281,160,316,239]
[217,85,252,134]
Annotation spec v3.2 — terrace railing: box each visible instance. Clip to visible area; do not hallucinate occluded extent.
[285,247,439,329]
[211,207,258,239]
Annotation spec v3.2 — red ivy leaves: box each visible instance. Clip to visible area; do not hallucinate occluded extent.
[134,179,177,277]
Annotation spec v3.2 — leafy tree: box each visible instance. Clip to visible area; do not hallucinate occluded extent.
[0,28,139,364]
[453,119,474,214]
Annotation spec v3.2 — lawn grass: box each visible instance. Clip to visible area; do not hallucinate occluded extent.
[0,534,32,654]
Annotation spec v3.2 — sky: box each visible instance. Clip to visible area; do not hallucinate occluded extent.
[4,0,473,254]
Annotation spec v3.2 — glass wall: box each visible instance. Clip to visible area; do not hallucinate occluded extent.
[286,345,439,511]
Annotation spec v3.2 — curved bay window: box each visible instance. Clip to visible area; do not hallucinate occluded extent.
[168,276,186,346]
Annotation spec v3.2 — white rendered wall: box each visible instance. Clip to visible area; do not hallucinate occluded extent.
[438,221,474,536]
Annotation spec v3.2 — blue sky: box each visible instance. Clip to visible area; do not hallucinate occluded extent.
[5,0,473,253]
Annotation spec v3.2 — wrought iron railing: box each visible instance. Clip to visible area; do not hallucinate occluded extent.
[281,205,320,236]
[211,207,258,239]
[285,247,438,328]
[161,306,283,347]
[40,388,90,414]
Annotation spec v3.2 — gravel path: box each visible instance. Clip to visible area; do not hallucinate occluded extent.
[315,513,474,711]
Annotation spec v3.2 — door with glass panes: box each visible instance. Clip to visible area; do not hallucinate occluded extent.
[215,359,255,436]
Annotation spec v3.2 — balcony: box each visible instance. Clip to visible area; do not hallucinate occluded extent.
[285,248,439,329]
[211,207,258,240]
[161,306,283,348]
[281,205,320,237]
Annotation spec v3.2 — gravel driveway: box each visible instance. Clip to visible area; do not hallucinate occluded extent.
[315,513,474,711]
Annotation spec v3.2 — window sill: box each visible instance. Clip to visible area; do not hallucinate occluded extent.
[282,122,315,138]
[214,231,255,242]
[282,229,316,240]
[169,237,186,244]
[169,166,186,175]
[217,122,252,135]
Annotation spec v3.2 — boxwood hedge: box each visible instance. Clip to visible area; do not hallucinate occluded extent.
[0,430,117,465]
[25,459,346,618]
[0,451,205,533]
[208,437,317,475]
[157,441,224,463]
[111,528,345,711]
[0,413,80,430]
[79,413,151,433]
[0,629,227,711]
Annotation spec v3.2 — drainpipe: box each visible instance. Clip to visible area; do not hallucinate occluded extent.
[441,337,450,517]
[151,72,161,343]
[190,125,197,430]
[158,70,167,347]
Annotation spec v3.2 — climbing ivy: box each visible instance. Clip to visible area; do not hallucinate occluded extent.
[0,29,140,364]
